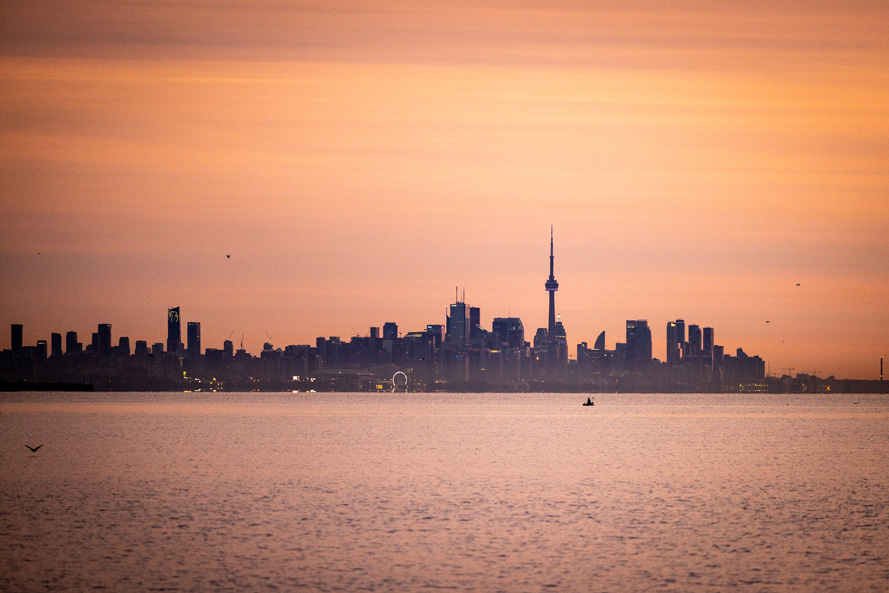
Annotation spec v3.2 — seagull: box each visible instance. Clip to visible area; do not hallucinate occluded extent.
[226,254,231,258]
[796,283,801,286]
[26,444,43,452]
[766,320,770,324]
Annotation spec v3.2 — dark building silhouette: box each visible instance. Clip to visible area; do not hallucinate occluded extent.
[134,340,148,357]
[51,333,62,358]
[11,324,23,353]
[118,336,130,357]
[492,317,524,349]
[167,307,181,353]
[446,300,469,347]
[97,324,112,357]
[65,331,80,355]
[469,306,481,340]
[187,322,201,358]
[223,339,234,358]
[688,324,702,358]
[666,321,680,366]
[626,320,652,370]
[383,322,398,341]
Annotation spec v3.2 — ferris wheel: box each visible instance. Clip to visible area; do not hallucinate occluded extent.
[391,371,409,392]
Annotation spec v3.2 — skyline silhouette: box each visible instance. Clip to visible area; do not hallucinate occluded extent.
[2,2,888,380]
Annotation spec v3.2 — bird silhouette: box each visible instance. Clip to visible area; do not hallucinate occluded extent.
[226,254,231,258]
[26,444,43,452]
[796,283,801,286]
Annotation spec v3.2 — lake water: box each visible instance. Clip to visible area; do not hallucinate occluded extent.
[2,392,888,592]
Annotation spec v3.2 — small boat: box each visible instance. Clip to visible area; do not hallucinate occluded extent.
[582,397,595,406]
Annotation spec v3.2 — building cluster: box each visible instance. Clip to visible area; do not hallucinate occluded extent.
[2,230,773,392]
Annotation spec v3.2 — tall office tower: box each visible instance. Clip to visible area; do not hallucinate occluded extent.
[36,340,48,360]
[675,319,686,360]
[688,324,702,357]
[469,306,481,340]
[11,324,23,352]
[666,321,681,366]
[544,226,559,337]
[626,320,652,368]
[187,322,201,358]
[702,327,714,358]
[446,301,469,346]
[426,324,443,348]
[66,331,79,355]
[167,307,181,353]
[369,326,380,340]
[134,340,148,357]
[223,339,234,358]
[382,322,398,341]
[118,337,131,357]
[492,317,525,349]
[97,324,112,357]
[51,333,62,357]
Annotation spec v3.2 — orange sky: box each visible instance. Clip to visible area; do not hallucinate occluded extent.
[2,1,888,379]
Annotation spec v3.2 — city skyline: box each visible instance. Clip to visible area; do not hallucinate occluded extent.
[2,1,888,380]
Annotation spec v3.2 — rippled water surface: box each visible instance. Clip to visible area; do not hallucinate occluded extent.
[2,392,888,592]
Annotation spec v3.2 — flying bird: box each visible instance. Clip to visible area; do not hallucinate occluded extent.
[796,283,801,286]
[226,254,231,258]
[25,444,43,452]
[766,320,770,324]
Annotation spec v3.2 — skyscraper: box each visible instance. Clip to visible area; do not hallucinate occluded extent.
[446,301,469,346]
[492,317,524,349]
[626,320,652,370]
[167,307,181,353]
[51,333,62,358]
[65,331,79,355]
[187,322,201,358]
[666,321,680,366]
[97,323,112,357]
[11,324,23,353]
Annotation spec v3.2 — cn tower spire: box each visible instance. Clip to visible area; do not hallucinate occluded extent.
[545,226,559,336]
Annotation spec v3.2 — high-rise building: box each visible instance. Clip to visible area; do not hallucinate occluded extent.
[167,307,181,353]
[118,336,131,357]
[469,307,481,340]
[223,339,234,358]
[187,322,201,358]
[11,324,23,353]
[446,302,469,346]
[676,319,686,359]
[702,327,714,358]
[134,340,148,357]
[51,333,62,358]
[36,339,47,360]
[492,317,524,349]
[369,326,380,340]
[65,331,80,355]
[666,321,681,366]
[383,322,398,341]
[626,320,652,369]
[97,324,112,357]
[688,324,702,358]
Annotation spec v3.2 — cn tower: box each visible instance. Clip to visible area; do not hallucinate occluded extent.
[545,226,559,336]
